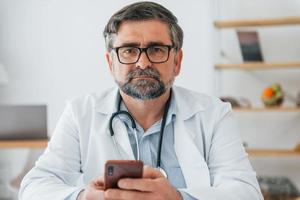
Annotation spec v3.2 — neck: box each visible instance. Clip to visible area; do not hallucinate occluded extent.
[120,90,171,131]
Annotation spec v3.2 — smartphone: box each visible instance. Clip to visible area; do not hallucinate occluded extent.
[104,160,143,190]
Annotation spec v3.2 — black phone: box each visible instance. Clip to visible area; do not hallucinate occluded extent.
[104,160,143,190]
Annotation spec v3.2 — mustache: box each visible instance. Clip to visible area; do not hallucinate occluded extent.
[126,68,161,82]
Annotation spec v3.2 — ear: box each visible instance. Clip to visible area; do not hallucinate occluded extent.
[105,51,113,73]
[174,49,183,76]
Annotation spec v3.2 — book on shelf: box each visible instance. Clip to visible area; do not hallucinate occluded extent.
[237,30,264,62]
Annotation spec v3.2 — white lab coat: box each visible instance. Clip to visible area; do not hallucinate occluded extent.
[19,86,263,200]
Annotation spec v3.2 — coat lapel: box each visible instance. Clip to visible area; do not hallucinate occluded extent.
[113,118,135,160]
[94,87,135,160]
[174,119,211,188]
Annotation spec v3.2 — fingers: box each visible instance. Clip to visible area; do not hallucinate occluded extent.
[90,176,104,190]
[142,165,165,179]
[104,188,152,200]
[84,187,103,200]
[81,177,105,200]
[118,178,156,191]
[116,166,165,191]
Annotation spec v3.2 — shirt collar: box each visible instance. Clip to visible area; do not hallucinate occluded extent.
[118,95,176,132]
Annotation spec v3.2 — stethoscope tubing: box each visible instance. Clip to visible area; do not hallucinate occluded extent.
[109,110,136,136]
[109,90,172,171]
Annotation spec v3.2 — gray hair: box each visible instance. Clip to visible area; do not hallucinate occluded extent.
[103,1,183,52]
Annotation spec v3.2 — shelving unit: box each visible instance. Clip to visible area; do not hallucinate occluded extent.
[214,9,300,199]
[0,139,48,148]
[214,15,300,157]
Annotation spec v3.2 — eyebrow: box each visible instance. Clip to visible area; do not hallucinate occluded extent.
[115,41,170,48]
[147,42,169,46]
[116,42,140,47]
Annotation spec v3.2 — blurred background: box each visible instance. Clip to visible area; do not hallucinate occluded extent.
[0,0,299,199]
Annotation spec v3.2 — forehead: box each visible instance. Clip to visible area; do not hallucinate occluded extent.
[113,20,172,47]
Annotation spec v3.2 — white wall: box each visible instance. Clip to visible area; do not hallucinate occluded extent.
[0,0,299,197]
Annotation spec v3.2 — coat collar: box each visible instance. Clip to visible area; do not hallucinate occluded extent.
[94,86,206,120]
[172,86,205,120]
[94,87,120,114]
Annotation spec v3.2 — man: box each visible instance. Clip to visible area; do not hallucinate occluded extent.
[19,2,263,200]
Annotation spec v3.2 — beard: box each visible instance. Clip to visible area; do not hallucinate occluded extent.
[116,67,174,100]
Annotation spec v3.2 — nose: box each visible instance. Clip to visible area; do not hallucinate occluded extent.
[136,51,151,69]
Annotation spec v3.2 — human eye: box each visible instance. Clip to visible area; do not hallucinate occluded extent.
[148,45,168,55]
[119,47,139,57]
[150,46,167,53]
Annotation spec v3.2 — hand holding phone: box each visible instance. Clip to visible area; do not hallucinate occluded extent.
[104,160,143,190]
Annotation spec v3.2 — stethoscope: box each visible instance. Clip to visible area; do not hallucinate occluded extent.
[109,90,172,178]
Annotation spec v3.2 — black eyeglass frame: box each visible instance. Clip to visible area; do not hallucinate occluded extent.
[112,45,174,64]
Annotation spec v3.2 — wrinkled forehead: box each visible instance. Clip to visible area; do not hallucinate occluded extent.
[112,20,172,47]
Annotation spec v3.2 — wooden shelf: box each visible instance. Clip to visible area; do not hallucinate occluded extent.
[215,62,300,70]
[233,107,300,112]
[247,149,300,157]
[247,148,300,157]
[214,16,300,28]
[247,144,300,157]
[0,139,48,148]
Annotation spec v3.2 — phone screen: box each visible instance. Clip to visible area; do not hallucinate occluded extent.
[104,160,143,190]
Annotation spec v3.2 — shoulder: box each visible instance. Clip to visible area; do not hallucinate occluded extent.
[66,87,117,115]
[172,86,232,120]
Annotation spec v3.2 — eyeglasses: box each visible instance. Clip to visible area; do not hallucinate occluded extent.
[112,45,174,64]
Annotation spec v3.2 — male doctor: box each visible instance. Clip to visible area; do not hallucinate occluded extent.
[19,1,263,200]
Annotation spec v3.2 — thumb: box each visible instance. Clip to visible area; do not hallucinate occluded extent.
[142,165,165,179]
